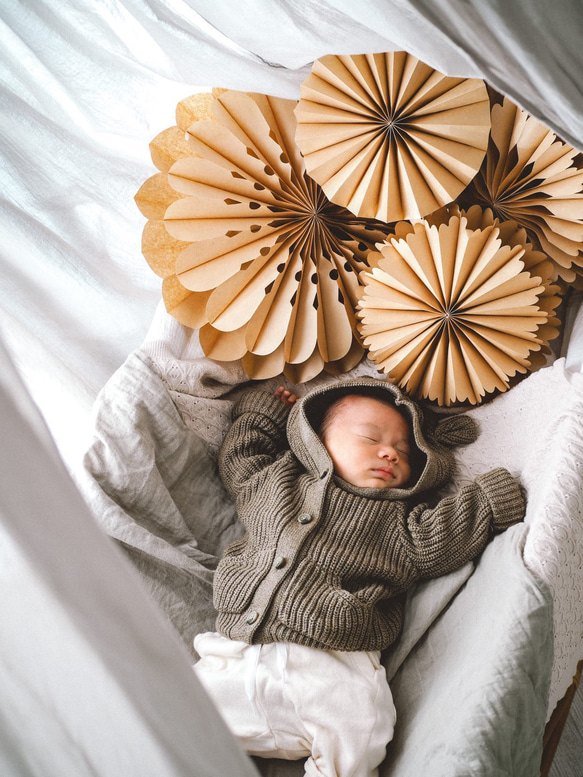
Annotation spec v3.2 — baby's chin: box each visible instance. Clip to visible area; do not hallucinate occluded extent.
[352,477,407,491]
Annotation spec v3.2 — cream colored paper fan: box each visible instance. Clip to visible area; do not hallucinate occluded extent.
[135,89,389,382]
[135,90,221,330]
[294,52,491,223]
[448,205,562,370]
[358,214,549,406]
[463,96,583,284]
[388,203,563,371]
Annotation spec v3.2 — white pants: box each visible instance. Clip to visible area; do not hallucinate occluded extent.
[193,632,396,777]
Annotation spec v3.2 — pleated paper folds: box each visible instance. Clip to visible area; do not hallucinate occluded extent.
[135,90,389,382]
[295,52,491,223]
[463,96,583,284]
[358,209,554,406]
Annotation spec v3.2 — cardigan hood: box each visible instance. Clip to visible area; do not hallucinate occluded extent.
[287,377,478,499]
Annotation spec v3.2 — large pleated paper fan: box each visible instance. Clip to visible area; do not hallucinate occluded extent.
[294,52,491,223]
[135,89,389,382]
[442,205,562,369]
[462,96,583,284]
[358,213,549,406]
[135,90,221,331]
[391,204,563,372]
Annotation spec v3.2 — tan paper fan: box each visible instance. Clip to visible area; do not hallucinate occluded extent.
[389,203,563,371]
[294,52,491,223]
[446,205,562,370]
[135,89,389,382]
[358,214,549,406]
[135,90,221,330]
[462,96,583,283]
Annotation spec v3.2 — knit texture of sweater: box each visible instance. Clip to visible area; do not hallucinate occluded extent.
[215,378,525,652]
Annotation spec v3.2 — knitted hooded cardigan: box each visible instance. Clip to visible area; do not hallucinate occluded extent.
[215,378,525,652]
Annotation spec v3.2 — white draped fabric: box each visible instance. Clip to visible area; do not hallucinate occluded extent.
[2,0,583,465]
[0,337,259,777]
[1,2,583,774]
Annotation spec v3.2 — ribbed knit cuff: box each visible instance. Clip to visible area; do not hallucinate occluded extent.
[433,414,478,447]
[233,389,291,429]
[475,467,526,531]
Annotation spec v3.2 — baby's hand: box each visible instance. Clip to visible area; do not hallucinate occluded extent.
[275,386,298,407]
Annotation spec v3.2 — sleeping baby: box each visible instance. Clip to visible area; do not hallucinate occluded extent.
[193,377,525,777]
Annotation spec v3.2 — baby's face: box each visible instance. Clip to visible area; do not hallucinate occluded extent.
[321,396,412,490]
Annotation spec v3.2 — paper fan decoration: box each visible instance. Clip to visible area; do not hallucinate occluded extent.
[357,213,550,406]
[136,90,222,329]
[135,89,390,382]
[294,52,491,223]
[444,205,562,369]
[462,95,583,283]
[390,204,563,372]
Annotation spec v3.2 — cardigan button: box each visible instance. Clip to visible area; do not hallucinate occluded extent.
[274,555,286,569]
[246,610,260,625]
[298,512,312,524]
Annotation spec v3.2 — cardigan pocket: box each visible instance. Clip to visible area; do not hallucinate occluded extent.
[213,547,273,613]
[277,557,372,647]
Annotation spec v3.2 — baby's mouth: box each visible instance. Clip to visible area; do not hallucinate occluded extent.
[372,467,394,479]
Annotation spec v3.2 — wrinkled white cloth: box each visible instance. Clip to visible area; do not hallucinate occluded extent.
[0,338,259,777]
[439,358,583,716]
[194,632,396,777]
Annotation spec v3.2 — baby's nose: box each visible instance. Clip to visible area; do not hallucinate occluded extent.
[379,446,398,461]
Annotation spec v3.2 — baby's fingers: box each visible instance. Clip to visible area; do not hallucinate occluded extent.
[274,386,298,406]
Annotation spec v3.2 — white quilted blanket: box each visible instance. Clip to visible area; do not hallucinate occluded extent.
[445,358,583,717]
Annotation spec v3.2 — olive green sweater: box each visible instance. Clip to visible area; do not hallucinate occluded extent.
[215,378,525,652]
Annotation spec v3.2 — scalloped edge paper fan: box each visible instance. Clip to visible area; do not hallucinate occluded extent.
[389,203,563,369]
[136,89,390,382]
[295,52,491,222]
[358,214,548,405]
[462,95,583,284]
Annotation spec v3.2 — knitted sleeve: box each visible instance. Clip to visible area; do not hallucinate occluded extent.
[402,467,525,578]
[218,389,291,498]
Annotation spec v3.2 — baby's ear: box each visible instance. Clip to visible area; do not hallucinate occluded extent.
[432,414,478,448]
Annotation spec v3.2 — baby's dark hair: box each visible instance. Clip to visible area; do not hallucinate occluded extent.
[318,390,410,441]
